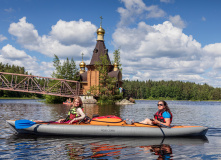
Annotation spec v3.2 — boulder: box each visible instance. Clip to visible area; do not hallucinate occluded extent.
[115,99,134,105]
[129,97,135,103]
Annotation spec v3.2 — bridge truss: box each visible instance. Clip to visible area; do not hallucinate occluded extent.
[0,72,81,98]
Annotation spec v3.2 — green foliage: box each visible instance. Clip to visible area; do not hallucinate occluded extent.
[113,49,122,71]
[44,95,66,104]
[46,54,80,103]
[52,54,79,81]
[94,54,118,96]
[88,85,99,96]
[123,80,221,101]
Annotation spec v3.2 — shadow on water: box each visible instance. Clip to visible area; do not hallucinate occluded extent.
[6,134,208,159]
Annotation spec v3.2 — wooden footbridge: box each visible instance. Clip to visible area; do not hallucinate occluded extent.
[0,72,81,98]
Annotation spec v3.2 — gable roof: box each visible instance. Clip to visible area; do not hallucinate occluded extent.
[108,70,122,82]
[89,40,111,65]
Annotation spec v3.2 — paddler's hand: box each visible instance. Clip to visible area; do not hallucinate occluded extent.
[152,118,158,124]
[153,118,162,125]
[69,119,75,124]
[58,119,65,123]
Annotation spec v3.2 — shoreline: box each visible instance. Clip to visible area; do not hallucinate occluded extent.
[135,98,221,102]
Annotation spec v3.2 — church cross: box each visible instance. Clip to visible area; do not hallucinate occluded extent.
[100,16,103,27]
[81,53,84,61]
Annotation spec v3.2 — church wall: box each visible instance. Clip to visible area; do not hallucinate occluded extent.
[80,69,99,95]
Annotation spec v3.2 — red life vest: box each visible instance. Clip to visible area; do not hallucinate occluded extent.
[154,110,173,123]
[67,107,84,120]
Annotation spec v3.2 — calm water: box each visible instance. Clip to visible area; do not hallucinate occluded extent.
[1,99,221,159]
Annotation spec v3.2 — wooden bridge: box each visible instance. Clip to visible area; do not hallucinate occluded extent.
[0,72,81,98]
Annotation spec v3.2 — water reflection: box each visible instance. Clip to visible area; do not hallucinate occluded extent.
[141,144,172,160]
[6,134,208,159]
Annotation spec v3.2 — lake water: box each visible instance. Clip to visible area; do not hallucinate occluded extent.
[1,99,221,159]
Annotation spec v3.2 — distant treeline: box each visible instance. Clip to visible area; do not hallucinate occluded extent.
[0,62,27,74]
[123,80,221,101]
[0,63,42,98]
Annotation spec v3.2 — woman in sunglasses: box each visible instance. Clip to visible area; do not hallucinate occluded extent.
[140,100,172,127]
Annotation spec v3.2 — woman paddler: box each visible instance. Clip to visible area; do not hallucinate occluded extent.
[140,100,172,127]
[57,96,85,124]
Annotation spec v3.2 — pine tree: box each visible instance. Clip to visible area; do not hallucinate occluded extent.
[95,54,117,96]
[52,55,79,81]
[113,49,122,71]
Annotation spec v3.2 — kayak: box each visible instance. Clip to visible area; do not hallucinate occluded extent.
[6,115,208,137]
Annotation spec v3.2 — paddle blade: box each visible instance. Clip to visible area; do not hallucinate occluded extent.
[15,119,36,129]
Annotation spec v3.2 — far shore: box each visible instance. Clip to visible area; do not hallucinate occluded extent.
[135,98,221,102]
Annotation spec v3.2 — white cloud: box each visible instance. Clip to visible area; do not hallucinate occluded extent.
[112,20,221,86]
[0,44,53,76]
[117,0,165,26]
[50,19,96,46]
[39,61,54,77]
[203,43,221,56]
[169,15,186,29]
[8,17,96,59]
[146,5,166,18]
[9,17,40,45]
[1,44,28,59]
[0,35,7,42]
[113,21,201,59]
[113,0,221,87]
[213,57,221,69]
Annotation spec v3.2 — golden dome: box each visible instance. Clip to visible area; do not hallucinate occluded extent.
[113,62,118,71]
[97,26,105,35]
[114,62,118,67]
[79,61,86,68]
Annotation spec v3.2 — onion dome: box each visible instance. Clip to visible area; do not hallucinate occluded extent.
[97,16,105,41]
[97,26,105,35]
[79,61,86,68]
[113,62,118,71]
[79,53,86,74]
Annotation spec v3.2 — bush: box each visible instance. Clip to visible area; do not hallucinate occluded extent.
[45,95,66,104]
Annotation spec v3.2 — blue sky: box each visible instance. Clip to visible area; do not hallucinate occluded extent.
[1,0,221,87]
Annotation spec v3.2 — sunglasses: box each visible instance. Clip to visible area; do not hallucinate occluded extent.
[157,104,163,106]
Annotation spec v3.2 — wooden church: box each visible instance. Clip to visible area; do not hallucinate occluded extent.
[79,18,122,95]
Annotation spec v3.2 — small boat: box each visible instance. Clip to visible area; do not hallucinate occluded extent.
[63,101,73,105]
[6,115,208,137]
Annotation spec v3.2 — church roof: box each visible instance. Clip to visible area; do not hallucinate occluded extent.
[88,40,111,65]
[108,70,122,82]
